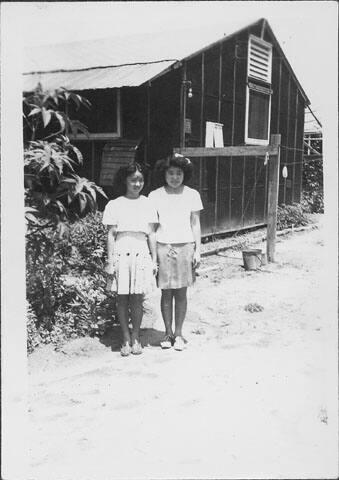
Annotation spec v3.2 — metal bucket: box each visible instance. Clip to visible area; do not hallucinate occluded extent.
[242,249,262,271]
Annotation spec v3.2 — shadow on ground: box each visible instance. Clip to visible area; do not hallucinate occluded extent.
[99,325,165,352]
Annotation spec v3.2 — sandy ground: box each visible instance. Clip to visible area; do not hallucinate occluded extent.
[28,219,338,480]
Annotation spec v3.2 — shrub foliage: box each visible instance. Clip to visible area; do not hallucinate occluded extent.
[302,156,324,213]
[26,212,117,350]
[277,203,310,230]
[24,85,112,352]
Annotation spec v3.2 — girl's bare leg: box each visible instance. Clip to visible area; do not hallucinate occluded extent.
[174,287,187,337]
[161,289,174,336]
[117,294,131,344]
[129,294,143,344]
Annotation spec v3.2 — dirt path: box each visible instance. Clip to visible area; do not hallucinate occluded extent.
[28,221,338,479]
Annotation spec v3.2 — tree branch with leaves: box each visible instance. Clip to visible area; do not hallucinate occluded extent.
[23,83,107,229]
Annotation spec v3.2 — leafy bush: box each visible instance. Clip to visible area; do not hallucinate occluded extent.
[24,84,107,227]
[24,84,111,351]
[302,156,324,213]
[27,302,42,353]
[302,190,324,214]
[277,203,310,230]
[26,211,117,351]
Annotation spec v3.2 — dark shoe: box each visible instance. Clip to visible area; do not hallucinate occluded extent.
[160,334,173,349]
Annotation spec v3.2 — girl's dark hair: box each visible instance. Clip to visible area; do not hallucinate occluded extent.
[112,161,146,198]
[153,153,193,187]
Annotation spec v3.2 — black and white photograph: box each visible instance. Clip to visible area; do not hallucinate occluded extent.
[1,1,338,479]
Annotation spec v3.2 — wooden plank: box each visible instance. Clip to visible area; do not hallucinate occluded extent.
[104,151,136,157]
[253,156,257,221]
[215,44,222,232]
[228,156,232,224]
[229,44,236,226]
[214,157,219,232]
[283,74,291,204]
[200,53,205,145]
[174,146,279,157]
[147,82,151,158]
[231,43,237,144]
[91,141,95,181]
[263,153,269,219]
[218,44,222,121]
[241,156,246,227]
[292,90,298,202]
[304,154,323,161]
[102,152,136,157]
[276,59,282,133]
[266,134,281,263]
[100,164,128,171]
[180,62,187,148]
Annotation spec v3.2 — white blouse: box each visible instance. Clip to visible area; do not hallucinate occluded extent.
[148,186,203,243]
[102,195,158,234]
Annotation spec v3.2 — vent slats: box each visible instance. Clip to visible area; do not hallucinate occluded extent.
[248,35,272,83]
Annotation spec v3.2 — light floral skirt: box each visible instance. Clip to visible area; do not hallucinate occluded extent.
[156,242,195,289]
[109,232,156,295]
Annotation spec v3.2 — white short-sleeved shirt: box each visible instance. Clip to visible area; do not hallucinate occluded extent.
[148,186,203,243]
[102,195,157,234]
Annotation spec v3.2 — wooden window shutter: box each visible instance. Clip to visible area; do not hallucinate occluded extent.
[248,35,272,84]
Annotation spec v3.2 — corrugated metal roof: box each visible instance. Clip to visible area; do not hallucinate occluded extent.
[22,18,309,104]
[23,61,176,91]
[23,20,252,91]
[23,20,251,73]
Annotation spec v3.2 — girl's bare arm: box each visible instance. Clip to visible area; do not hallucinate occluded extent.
[105,225,117,274]
[147,223,158,274]
[191,211,201,268]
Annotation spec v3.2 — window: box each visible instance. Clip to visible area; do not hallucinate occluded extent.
[68,88,121,140]
[245,36,272,145]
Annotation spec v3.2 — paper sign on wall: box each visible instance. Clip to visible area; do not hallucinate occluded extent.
[205,122,224,148]
[185,118,192,134]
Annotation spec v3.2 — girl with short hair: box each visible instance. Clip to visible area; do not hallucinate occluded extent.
[149,153,203,351]
[103,162,157,356]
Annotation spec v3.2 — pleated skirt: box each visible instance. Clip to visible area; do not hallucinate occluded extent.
[109,232,156,295]
[156,242,195,289]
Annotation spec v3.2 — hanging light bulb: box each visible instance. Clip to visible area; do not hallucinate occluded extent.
[188,87,193,98]
[282,165,288,178]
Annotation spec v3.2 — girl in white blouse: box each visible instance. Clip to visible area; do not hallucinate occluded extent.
[149,154,203,351]
[102,163,158,356]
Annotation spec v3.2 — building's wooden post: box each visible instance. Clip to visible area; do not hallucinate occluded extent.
[292,90,298,202]
[91,141,95,181]
[200,53,205,146]
[214,44,222,233]
[180,62,187,148]
[199,53,205,218]
[267,134,281,262]
[283,74,291,204]
[228,42,237,225]
[146,82,151,155]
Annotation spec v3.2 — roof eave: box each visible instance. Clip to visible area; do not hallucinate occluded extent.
[264,21,310,105]
[144,18,264,85]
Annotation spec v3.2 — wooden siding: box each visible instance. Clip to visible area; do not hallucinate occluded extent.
[169,20,306,235]
[148,69,181,164]
[121,86,147,139]
[184,154,270,236]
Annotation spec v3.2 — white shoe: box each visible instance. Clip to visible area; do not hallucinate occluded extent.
[173,336,185,351]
